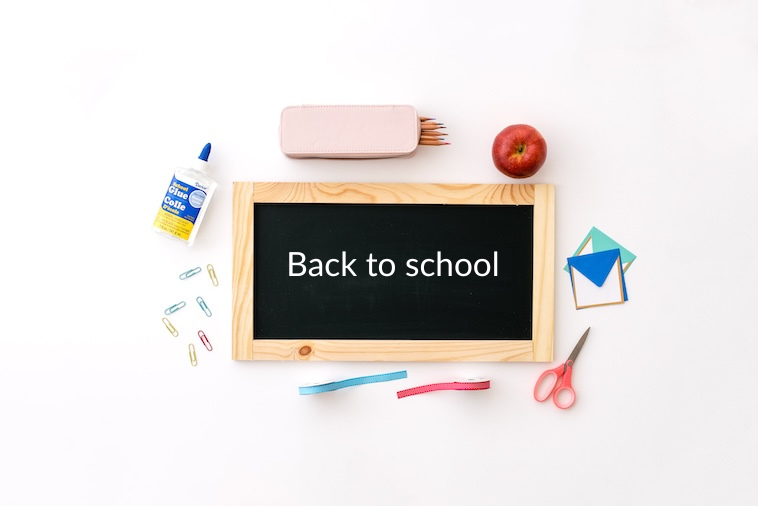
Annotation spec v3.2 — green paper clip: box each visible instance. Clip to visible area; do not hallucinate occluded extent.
[162,317,178,337]
[179,266,202,280]
[207,264,218,286]
[189,343,198,366]
[196,296,212,317]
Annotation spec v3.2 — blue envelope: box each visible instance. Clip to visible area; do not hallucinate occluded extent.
[567,249,628,309]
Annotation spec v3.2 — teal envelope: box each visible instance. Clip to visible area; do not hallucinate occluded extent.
[564,227,636,273]
[567,249,628,309]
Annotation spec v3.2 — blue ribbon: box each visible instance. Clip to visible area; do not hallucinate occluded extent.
[299,370,408,395]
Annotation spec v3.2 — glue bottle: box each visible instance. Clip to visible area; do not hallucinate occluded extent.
[153,143,217,246]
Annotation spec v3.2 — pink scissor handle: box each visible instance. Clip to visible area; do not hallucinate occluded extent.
[553,364,575,409]
[534,364,565,402]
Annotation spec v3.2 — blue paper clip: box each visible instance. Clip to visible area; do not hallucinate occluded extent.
[196,296,212,317]
[179,266,202,280]
[164,301,186,315]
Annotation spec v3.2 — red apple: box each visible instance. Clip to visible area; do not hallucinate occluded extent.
[491,124,547,178]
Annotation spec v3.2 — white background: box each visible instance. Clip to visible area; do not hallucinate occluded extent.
[1,1,757,505]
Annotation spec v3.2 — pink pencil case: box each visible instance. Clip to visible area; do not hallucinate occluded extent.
[279,105,421,159]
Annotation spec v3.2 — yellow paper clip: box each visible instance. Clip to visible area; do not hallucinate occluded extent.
[189,343,198,366]
[164,301,186,315]
[162,317,178,337]
[207,264,218,286]
[179,266,202,280]
[196,296,212,317]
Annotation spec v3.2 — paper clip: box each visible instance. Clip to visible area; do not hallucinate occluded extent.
[164,301,186,315]
[189,343,198,366]
[196,296,212,317]
[162,317,179,337]
[198,330,213,351]
[207,264,218,286]
[179,266,202,280]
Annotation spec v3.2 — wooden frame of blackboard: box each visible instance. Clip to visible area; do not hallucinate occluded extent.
[232,182,554,362]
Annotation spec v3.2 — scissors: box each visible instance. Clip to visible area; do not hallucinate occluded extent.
[534,327,590,409]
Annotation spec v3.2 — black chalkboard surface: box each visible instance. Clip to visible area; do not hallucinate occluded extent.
[253,203,533,340]
[232,183,554,362]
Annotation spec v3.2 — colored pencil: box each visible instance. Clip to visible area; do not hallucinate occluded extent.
[419,115,448,146]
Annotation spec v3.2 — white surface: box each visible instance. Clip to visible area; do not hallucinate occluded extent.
[1,1,757,505]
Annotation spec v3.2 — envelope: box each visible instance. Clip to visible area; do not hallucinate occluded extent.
[567,249,628,309]
[564,226,636,273]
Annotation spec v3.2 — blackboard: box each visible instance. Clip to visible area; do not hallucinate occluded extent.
[232,183,554,362]
[254,203,533,339]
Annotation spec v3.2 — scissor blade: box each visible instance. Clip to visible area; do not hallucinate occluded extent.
[567,327,590,364]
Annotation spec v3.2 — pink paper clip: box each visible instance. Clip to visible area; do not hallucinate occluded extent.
[198,330,213,351]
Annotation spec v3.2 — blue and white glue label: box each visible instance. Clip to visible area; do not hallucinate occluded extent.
[153,176,207,241]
